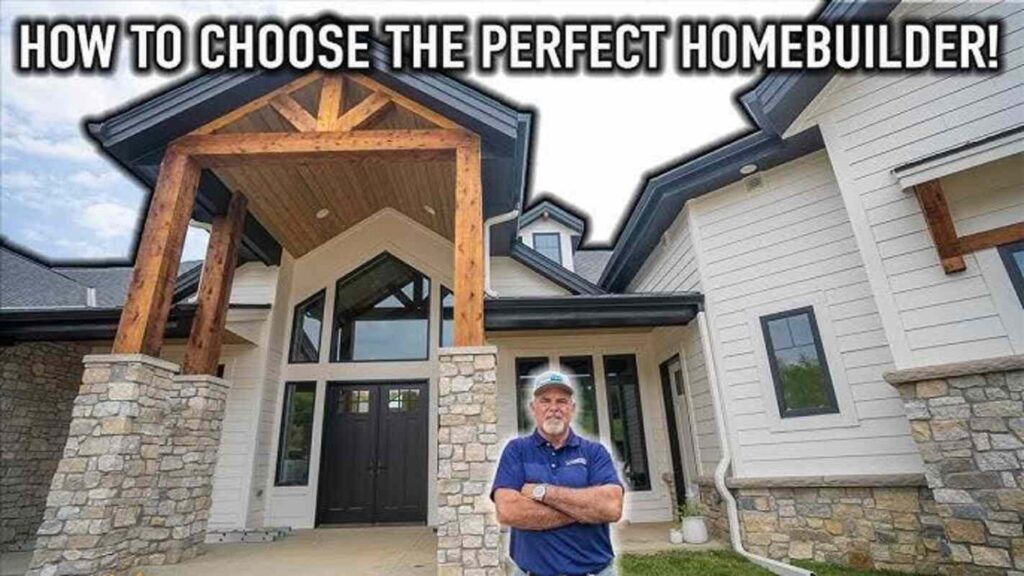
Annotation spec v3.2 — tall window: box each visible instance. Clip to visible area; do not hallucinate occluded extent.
[331,253,431,362]
[999,240,1024,307]
[532,233,562,264]
[515,357,549,434]
[275,382,316,486]
[604,354,650,491]
[289,290,325,363]
[760,307,839,418]
[440,286,454,348]
[559,356,599,439]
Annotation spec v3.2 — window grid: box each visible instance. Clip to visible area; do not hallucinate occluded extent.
[760,306,840,419]
[532,233,562,264]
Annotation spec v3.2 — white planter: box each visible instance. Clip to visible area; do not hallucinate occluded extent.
[669,528,683,545]
[681,516,709,544]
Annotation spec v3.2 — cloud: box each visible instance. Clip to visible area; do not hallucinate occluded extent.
[1,132,96,162]
[78,202,140,238]
[70,169,123,189]
[2,170,44,189]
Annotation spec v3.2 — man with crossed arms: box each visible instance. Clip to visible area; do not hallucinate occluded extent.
[491,371,625,576]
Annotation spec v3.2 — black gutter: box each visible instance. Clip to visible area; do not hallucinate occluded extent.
[485,293,703,331]
[0,304,197,344]
[893,123,1024,175]
[509,242,605,296]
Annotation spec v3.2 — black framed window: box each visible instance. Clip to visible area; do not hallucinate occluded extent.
[440,286,454,348]
[288,290,325,364]
[999,240,1024,307]
[275,382,316,486]
[515,357,549,434]
[331,253,431,362]
[604,354,650,491]
[559,356,599,439]
[761,307,839,418]
[533,233,562,264]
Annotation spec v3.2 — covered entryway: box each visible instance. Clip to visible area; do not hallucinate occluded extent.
[318,381,428,525]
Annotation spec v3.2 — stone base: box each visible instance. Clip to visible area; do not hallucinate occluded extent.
[27,355,229,576]
[436,346,502,576]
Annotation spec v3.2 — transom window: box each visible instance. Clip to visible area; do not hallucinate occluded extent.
[999,240,1024,307]
[532,233,562,264]
[760,307,839,418]
[331,253,431,362]
[288,290,325,364]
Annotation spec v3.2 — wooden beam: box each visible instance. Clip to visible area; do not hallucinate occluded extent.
[113,149,201,356]
[959,222,1024,253]
[317,75,344,131]
[452,137,485,347]
[913,179,966,274]
[191,72,323,135]
[183,192,248,375]
[270,94,317,133]
[347,73,464,131]
[333,92,392,132]
[172,129,469,167]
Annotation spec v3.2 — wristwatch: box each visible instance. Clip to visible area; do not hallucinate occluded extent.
[531,484,547,502]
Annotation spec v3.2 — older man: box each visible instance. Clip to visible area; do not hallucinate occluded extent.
[491,371,625,576]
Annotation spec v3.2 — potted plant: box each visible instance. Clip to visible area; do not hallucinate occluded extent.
[676,502,709,544]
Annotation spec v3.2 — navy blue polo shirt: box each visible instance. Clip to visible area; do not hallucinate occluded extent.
[491,428,622,576]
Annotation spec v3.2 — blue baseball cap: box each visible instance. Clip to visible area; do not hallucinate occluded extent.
[533,370,574,396]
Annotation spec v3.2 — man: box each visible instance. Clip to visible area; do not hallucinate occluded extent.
[491,370,625,576]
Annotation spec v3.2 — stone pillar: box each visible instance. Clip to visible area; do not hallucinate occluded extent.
[27,354,229,576]
[885,355,1023,575]
[437,346,502,576]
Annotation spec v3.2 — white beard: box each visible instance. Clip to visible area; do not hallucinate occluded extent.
[541,418,567,436]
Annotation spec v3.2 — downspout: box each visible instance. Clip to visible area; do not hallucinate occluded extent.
[697,310,815,576]
[484,206,520,297]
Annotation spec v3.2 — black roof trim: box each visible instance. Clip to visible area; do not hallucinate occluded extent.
[485,292,703,331]
[519,199,586,235]
[509,241,605,296]
[893,123,1024,175]
[0,304,197,344]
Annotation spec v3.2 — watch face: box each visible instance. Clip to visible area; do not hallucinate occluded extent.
[532,485,546,499]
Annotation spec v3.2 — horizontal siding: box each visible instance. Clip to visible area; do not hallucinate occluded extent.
[229,263,278,305]
[491,256,571,297]
[682,324,721,475]
[690,151,923,478]
[629,207,702,293]
[796,0,1024,366]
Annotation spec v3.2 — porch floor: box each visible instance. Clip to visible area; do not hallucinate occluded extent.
[1,522,723,576]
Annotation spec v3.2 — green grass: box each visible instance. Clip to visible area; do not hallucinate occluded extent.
[617,551,926,576]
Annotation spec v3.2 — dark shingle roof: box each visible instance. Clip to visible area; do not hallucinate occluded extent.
[573,250,612,284]
[52,267,133,308]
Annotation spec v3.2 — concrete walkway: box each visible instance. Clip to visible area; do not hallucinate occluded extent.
[1,522,722,576]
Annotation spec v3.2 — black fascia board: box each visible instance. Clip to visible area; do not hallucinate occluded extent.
[598,126,824,292]
[519,200,586,235]
[509,242,606,296]
[0,304,197,344]
[485,293,703,331]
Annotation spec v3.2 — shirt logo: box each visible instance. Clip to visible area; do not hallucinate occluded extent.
[565,457,587,467]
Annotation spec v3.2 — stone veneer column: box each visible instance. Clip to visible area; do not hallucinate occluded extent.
[437,346,502,576]
[27,354,229,576]
[885,355,1023,575]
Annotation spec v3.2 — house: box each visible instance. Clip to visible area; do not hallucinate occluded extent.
[0,1,1021,575]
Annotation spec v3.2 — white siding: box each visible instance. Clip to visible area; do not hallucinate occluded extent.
[229,263,278,305]
[519,218,578,271]
[687,151,923,478]
[789,0,1024,368]
[628,206,702,293]
[490,256,571,297]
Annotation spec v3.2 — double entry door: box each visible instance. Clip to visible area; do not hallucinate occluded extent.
[317,381,428,525]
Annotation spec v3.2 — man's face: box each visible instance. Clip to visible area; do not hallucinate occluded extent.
[530,388,575,436]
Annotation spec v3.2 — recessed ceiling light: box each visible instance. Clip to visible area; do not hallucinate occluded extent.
[423,205,436,216]
[315,208,330,219]
[740,164,758,175]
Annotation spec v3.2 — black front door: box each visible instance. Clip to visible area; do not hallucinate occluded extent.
[317,381,428,525]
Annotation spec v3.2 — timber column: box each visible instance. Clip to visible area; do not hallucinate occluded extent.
[437,346,502,576]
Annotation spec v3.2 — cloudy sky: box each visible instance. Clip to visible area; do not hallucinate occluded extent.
[0,1,816,264]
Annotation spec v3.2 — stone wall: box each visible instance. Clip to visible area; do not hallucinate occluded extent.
[886,355,1023,575]
[436,346,502,576]
[0,341,88,552]
[27,355,229,576]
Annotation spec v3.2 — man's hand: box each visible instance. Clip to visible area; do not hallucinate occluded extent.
[493,488,577,531]
[522,483,624,524]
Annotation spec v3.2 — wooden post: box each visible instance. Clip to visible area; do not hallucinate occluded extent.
[913,179,966,274]
[452,138,485,347]
[113,148,201,356]
[183,192,248,375]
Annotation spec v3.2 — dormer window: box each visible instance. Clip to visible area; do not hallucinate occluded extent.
[533,233,562,264]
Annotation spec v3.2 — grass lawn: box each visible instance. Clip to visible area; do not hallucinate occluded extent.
[618,551,924,576]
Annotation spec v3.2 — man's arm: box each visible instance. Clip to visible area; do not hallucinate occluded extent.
[494,488,577,531]
[522,484,624,525]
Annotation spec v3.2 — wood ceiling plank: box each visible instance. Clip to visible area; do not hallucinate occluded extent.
[270,94,317,132]
[347,73,465,131]
[190,72,323,135]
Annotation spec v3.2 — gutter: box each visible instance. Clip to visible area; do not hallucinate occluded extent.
[697,311,815,576]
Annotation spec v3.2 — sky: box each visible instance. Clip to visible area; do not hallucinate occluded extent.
[0,1,818,265]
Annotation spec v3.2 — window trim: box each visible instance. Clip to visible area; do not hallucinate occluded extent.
[603,353,652,492]
[532,232,562,265]
[998,239,1024,307]
[514,357,550,434]
[274,381,317,487]
[288,289,326,364]
[760,306,840,419]
[439,285,454,349]
[558,355,600,438]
